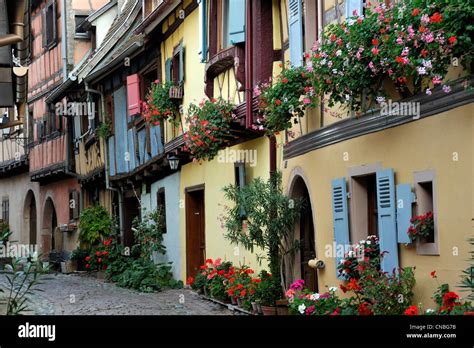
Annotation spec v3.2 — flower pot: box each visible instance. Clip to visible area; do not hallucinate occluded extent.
[255,300,263,314]
[236,297,243,308]
[251,301,258,314]
[261,305,277,316]
[60,260,76,274]
[203,286,209,297]
[276,299,289,316]
[231,296,237,305]
[96,270,105,280]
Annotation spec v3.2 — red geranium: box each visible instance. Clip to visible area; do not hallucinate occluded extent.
[404,305,418,315]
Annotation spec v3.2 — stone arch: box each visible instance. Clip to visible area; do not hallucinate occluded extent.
[23,190,37,245]
[286,167,318,292]
[41,196,61,255]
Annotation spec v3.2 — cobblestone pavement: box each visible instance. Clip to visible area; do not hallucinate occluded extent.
[0,272,235,315]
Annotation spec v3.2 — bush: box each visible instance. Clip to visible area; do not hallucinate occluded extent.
[78,205,112,247]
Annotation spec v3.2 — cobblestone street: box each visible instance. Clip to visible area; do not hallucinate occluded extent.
[0,273,234,315]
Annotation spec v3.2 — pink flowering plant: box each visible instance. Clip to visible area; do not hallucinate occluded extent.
[256,65,317,133]
[337,235,380,280]
[407,211,434,242]
[141,81,180,127]
[311,0,472,113]
[184,98,235,162]
[286,279,342,315]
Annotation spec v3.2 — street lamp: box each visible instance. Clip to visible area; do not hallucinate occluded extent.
[167,154,180,170]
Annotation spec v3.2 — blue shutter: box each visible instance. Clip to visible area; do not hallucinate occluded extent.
[288,0,303,67]
[345,0,363,19]
[179,44,185,83]
[227,0,245,45]
[376,169,399,274]
[199,0,208,62]
[165,58,172,83]
[331,178,350,279]
[396,184,414,244]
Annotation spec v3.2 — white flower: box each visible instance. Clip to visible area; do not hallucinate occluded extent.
[422,60,432,69]
[425,88,432,96]
[360,240,366,244]
[298,304,306,314]
[310,293,320,300]
[320,59,327,66]
[329,287,338,292]
[366,240,371,245]
[336,49,342,57]
[332,69,338,74]
[348,250,355,257]
[376,96,386,104]
[426,308,435,313]
[345,94,350,101]
[339,259,345,264]
[416,66,427,75]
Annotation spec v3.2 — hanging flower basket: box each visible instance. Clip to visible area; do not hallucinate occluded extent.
[141,80,181,128]
[184,98,235,162]
[256,64,316,133]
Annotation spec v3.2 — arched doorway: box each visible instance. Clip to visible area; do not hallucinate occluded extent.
[23,190,37,245]
[289,175,318,292]
[42,197,60,254]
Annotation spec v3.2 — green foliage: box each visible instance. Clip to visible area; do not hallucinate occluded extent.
[78,205,112,247]
[131,208,166,260]
[459,238,474,300]
[141,81,180,127]
[0,220,12,246]
[222,171,302,292]
[2,258,46,315]
[254,270,280,307]
[97,120,112,139]
[184,98,235,162]
[257,65,316,133]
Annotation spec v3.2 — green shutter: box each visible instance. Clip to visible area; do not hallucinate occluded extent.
[376,169,399,274]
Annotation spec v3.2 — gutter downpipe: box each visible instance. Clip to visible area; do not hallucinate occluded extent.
[0,0,25,46]
[85,82,124,243]
[244,0,252,130]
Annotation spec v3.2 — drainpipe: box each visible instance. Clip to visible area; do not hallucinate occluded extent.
[85,82,124,243]
[61,0,68,82]
[0,0,25,46]
[244,0,253,129]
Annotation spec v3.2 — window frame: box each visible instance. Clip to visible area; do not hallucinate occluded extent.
[414,170,439,255]
[157,188,167,234]
[1,197,9,224]
[43,0,58,50]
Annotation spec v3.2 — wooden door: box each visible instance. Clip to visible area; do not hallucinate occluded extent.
[301,187,318,292]
[186,188,205,278]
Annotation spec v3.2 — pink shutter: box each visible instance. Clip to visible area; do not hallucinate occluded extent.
[127,74,141,116]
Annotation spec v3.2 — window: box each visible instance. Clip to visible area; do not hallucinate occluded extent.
[213,0,245,52]
[75,15,90,39]
[157,188,167,233]
[69,190,79,221]
[348,163,383,242]
[2,197,9,224]
[414,170,439,255]
[43,0,58,49]
[166,44,185,86]
[234,162,246,219]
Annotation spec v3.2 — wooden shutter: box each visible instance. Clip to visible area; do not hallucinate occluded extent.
[126,74,141,116]
[396,183,414,244]
[199,0,208,62]
[331,178,350,278]
[288,0,303,66]
[235,163,246,218]
[52,0,57,44]
[179,44,185,83]
[376,169,399,274]
[345,0,363,19]
[42,9,47,48]
[227,0,245,45]
[165,58,172,83]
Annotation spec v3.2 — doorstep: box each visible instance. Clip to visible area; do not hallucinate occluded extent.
[199,295,253,315]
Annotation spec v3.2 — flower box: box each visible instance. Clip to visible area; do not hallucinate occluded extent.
[169,85,184,99]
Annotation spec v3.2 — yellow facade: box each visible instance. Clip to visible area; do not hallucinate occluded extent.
[282,104,473,304]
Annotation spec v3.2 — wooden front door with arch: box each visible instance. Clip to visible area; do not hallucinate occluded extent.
[185,186,205,278]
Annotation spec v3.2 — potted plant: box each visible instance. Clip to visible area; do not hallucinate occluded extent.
[141,80,181,128]
[78,205,113,249]
[407,212,435,242]
[184,98,235,162]
[256,65,316,133]
[70,247,89,272]
[254,270,280,315]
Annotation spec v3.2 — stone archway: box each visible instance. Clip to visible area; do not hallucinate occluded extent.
[287,169,318,292]
[42,197,61,255]
[23,190,37,245]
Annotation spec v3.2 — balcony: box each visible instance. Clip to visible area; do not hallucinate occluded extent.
[0,132,28,178]
[29,133,75,183]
